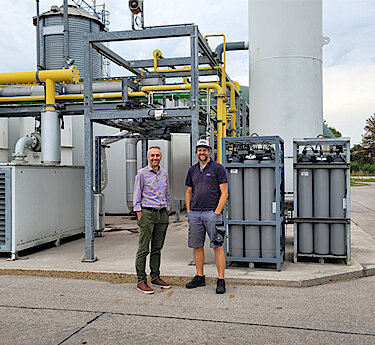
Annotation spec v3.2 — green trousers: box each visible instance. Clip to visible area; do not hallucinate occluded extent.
[135,209,169,283]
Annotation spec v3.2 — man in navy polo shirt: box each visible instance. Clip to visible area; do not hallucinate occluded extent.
[185,139,229,294]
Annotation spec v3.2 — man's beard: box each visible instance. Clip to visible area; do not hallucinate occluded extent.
[198,155,208,162]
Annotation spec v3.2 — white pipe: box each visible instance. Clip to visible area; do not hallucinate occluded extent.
[13,135,35,161]
[41,110,61,164]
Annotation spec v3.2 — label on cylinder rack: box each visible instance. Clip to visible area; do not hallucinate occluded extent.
[301,171,309,177]
[343,198,347,209]
[272,202,276,213]
[230,169,238,174]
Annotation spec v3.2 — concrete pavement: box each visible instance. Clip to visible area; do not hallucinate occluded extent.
[0,184,375,287]
[0,274,374,344]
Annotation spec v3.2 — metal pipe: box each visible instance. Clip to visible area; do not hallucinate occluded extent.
[226,82,237,137]
[41,110,61,164]
[125,138,137,211]
[36,0,41,69]
[141,82,226,162]
[0,66,79,85]
[63,0,69,65]
[214,41,249,62]
[13,135,34,161]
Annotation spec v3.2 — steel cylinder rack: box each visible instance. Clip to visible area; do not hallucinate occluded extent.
[223,136,285,271]
[293,137,351,264]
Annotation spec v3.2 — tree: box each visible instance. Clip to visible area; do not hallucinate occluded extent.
[362,113,375,159]
[323,120,342,138]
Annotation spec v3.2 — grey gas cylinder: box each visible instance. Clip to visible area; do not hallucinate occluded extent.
[244,158,260,258]
[330,169,346,255]
[228,156,244,257]
[313,168,330,254]
[260,157,276,258]
[297,168,313,253]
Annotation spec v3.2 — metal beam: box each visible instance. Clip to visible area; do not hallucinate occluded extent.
[90,108,194,120]
[129,56,212,68]
[197,30,218,67]
[92,43,142,76]
[88,25,195,43]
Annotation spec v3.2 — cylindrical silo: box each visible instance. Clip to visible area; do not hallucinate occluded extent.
[34,5,104,78]
[297,168,313,253]
[228,156,244,257]
[260,157,276,258]
[126,138,138,212]
[244,158,260,258]
[313,167,330,254]
[330,169,346,255]
[249,0,327,195]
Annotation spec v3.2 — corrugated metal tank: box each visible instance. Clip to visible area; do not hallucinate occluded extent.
[35,5,104,78]
[249,0,327,194]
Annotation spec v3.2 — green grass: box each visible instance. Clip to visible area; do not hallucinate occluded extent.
[350,179,369,187]
[351,178,375,183]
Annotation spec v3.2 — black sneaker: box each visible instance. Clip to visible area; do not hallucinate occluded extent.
[186,275,206,289]
[216,279,226,294]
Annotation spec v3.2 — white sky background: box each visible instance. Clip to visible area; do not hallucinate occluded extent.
[0,0,374,144]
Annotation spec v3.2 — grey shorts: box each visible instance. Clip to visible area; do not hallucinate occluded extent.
[187,210,225,248]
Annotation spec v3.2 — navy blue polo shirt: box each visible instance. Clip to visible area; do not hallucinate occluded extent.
[185,159,228,211]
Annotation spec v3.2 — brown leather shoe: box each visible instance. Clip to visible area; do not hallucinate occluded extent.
[136,281,154,294]
[151,277,171,289]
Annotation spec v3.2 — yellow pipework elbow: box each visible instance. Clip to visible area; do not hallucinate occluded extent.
[233,80,241,91]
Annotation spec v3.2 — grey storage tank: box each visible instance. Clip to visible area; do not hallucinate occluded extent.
[34,5,105,78]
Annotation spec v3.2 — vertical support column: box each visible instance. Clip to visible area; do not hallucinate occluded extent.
[83,34,97,262]
[121,78,128,102]
[63,0,69,64]
[190,26,199,165]
[141,139,148,168]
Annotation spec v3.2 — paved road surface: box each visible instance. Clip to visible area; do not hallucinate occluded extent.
[1,274,374,345]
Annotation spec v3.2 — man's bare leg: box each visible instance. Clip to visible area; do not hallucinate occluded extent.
[194,246,205,276]
[214,246,225,279]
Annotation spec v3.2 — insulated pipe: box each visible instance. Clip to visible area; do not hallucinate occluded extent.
[13,135,35,161]
[214,41,249,62]
[41,110,61,164]
[125,138,138,212]
[0,91,147,103]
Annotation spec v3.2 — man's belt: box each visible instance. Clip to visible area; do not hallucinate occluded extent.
[142,207,167,213]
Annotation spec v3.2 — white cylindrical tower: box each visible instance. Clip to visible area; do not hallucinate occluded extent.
[249,0,328,194]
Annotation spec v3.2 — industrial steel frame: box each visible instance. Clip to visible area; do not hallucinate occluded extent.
[82,24,249,261]
[222,136,285,271]
[293,138,351,265]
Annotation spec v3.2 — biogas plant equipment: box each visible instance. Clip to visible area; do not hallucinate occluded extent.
[0,0,350,270]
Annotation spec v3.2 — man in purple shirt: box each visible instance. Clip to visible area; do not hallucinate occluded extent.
[185,139,229,294]
[133,146,171,294]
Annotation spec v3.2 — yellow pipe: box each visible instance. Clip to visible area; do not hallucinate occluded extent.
[233,80,241,91]
[226,82,238,137]
[141,82,226,163]
[0,66,79,85]
[0,66,80,111]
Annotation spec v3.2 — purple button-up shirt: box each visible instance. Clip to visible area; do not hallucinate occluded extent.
[133,165,170,212]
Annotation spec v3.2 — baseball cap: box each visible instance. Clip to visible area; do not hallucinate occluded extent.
[196,139,211,149]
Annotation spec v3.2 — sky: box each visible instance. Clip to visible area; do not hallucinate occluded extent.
[0,0,374,145]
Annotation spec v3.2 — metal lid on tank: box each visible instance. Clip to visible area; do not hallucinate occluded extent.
[32,5,105,29]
